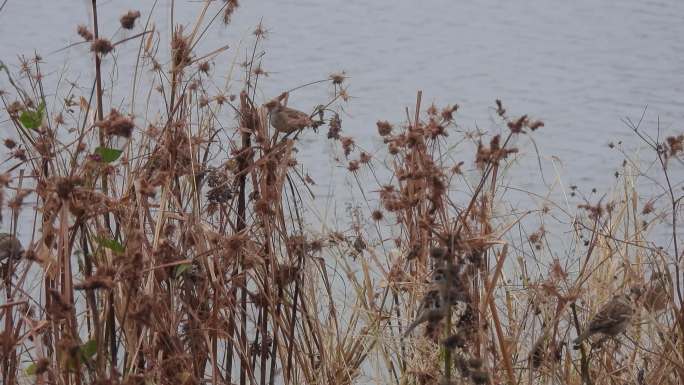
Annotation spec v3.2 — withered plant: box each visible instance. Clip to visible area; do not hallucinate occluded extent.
[1,2,683,385]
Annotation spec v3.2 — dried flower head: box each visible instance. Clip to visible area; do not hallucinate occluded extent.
[223,0,239,24]
[528,119,544,131]
[641,200,655,215]
[171,27,191,69]
[90,38,114,55]
[120,10,141,30]
[666,134,683,157]
[198,61,211,74]
[96,109,134,137]
[507,114,528,134]
[377,120,393,136]
[340,136,354,156]
[253,65,268,77]
[253,22,268,38]
[495,99,506,117]
[359,151,372,163]
[327,113,342,139]
[77,25,94,41]
[329,72,346,85]
[441,104,459,121]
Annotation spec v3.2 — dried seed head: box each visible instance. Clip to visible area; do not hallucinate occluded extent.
[348,160,360,172]
[528,119,544,131]
[223,0,239,24]
[252,65,268,77]
[12,148,26,161]
[495,99,506,117]
[327,113,342,139]
[55,176,80,200]
[77,25,94,41]
[353,236,366,253]
[340,136,354,156]
[377,120,393,136]
[507,114,528,134]
[359,151,372,163]
[96,109,134,137]
[198,61,211,74]
[329,72,346,85]
[120,10,141,30]
[371,209,384,221]
[90,38,114,55]
[171,27,191,69]
[441,104,458,121]
[666,134,683,157]
[4,138,16,149]
[253,22,268,38]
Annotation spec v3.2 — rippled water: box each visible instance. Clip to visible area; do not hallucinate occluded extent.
[1,0,683,234]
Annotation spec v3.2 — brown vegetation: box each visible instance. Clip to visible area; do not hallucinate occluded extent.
[1,2,683,385]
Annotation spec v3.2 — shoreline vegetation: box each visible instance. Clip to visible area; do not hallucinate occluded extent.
[1,2,683,385]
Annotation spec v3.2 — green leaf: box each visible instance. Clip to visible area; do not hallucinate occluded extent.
[94,147,123,163]
[94,236,124,254]
[25,363,38,375]
[79,339,98,361]
[175,263,191,278]
[19,102,45,130]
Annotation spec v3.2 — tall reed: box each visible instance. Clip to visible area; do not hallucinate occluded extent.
[1,2,682,385]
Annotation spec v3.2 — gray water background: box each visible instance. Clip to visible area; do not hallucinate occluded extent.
[1,0,683,250]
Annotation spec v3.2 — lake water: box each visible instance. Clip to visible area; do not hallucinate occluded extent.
[1,0,683,241]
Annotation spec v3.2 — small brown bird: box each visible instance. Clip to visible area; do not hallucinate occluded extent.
[404,265,466,336]
[403,306,447,336]
[0,233,23,262]
[574,292,636,345]
[265,92,313,135]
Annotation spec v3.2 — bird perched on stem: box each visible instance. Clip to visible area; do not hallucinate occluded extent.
[403,265,467,336]
[264,92,313,136]
[403,304,447,336]
[574,289,639,346]
[0,233,23,262]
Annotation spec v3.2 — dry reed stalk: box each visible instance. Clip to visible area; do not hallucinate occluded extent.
[1,2,683,385]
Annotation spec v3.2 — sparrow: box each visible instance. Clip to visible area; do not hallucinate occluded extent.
[265,92,313,135]
[0,233,23,262]
[574,292,636,345]
[403,305,447,336]
[432,265,469,305]
[403,266,465,336]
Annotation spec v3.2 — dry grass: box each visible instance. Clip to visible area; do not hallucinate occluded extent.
[1,2,683,385]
